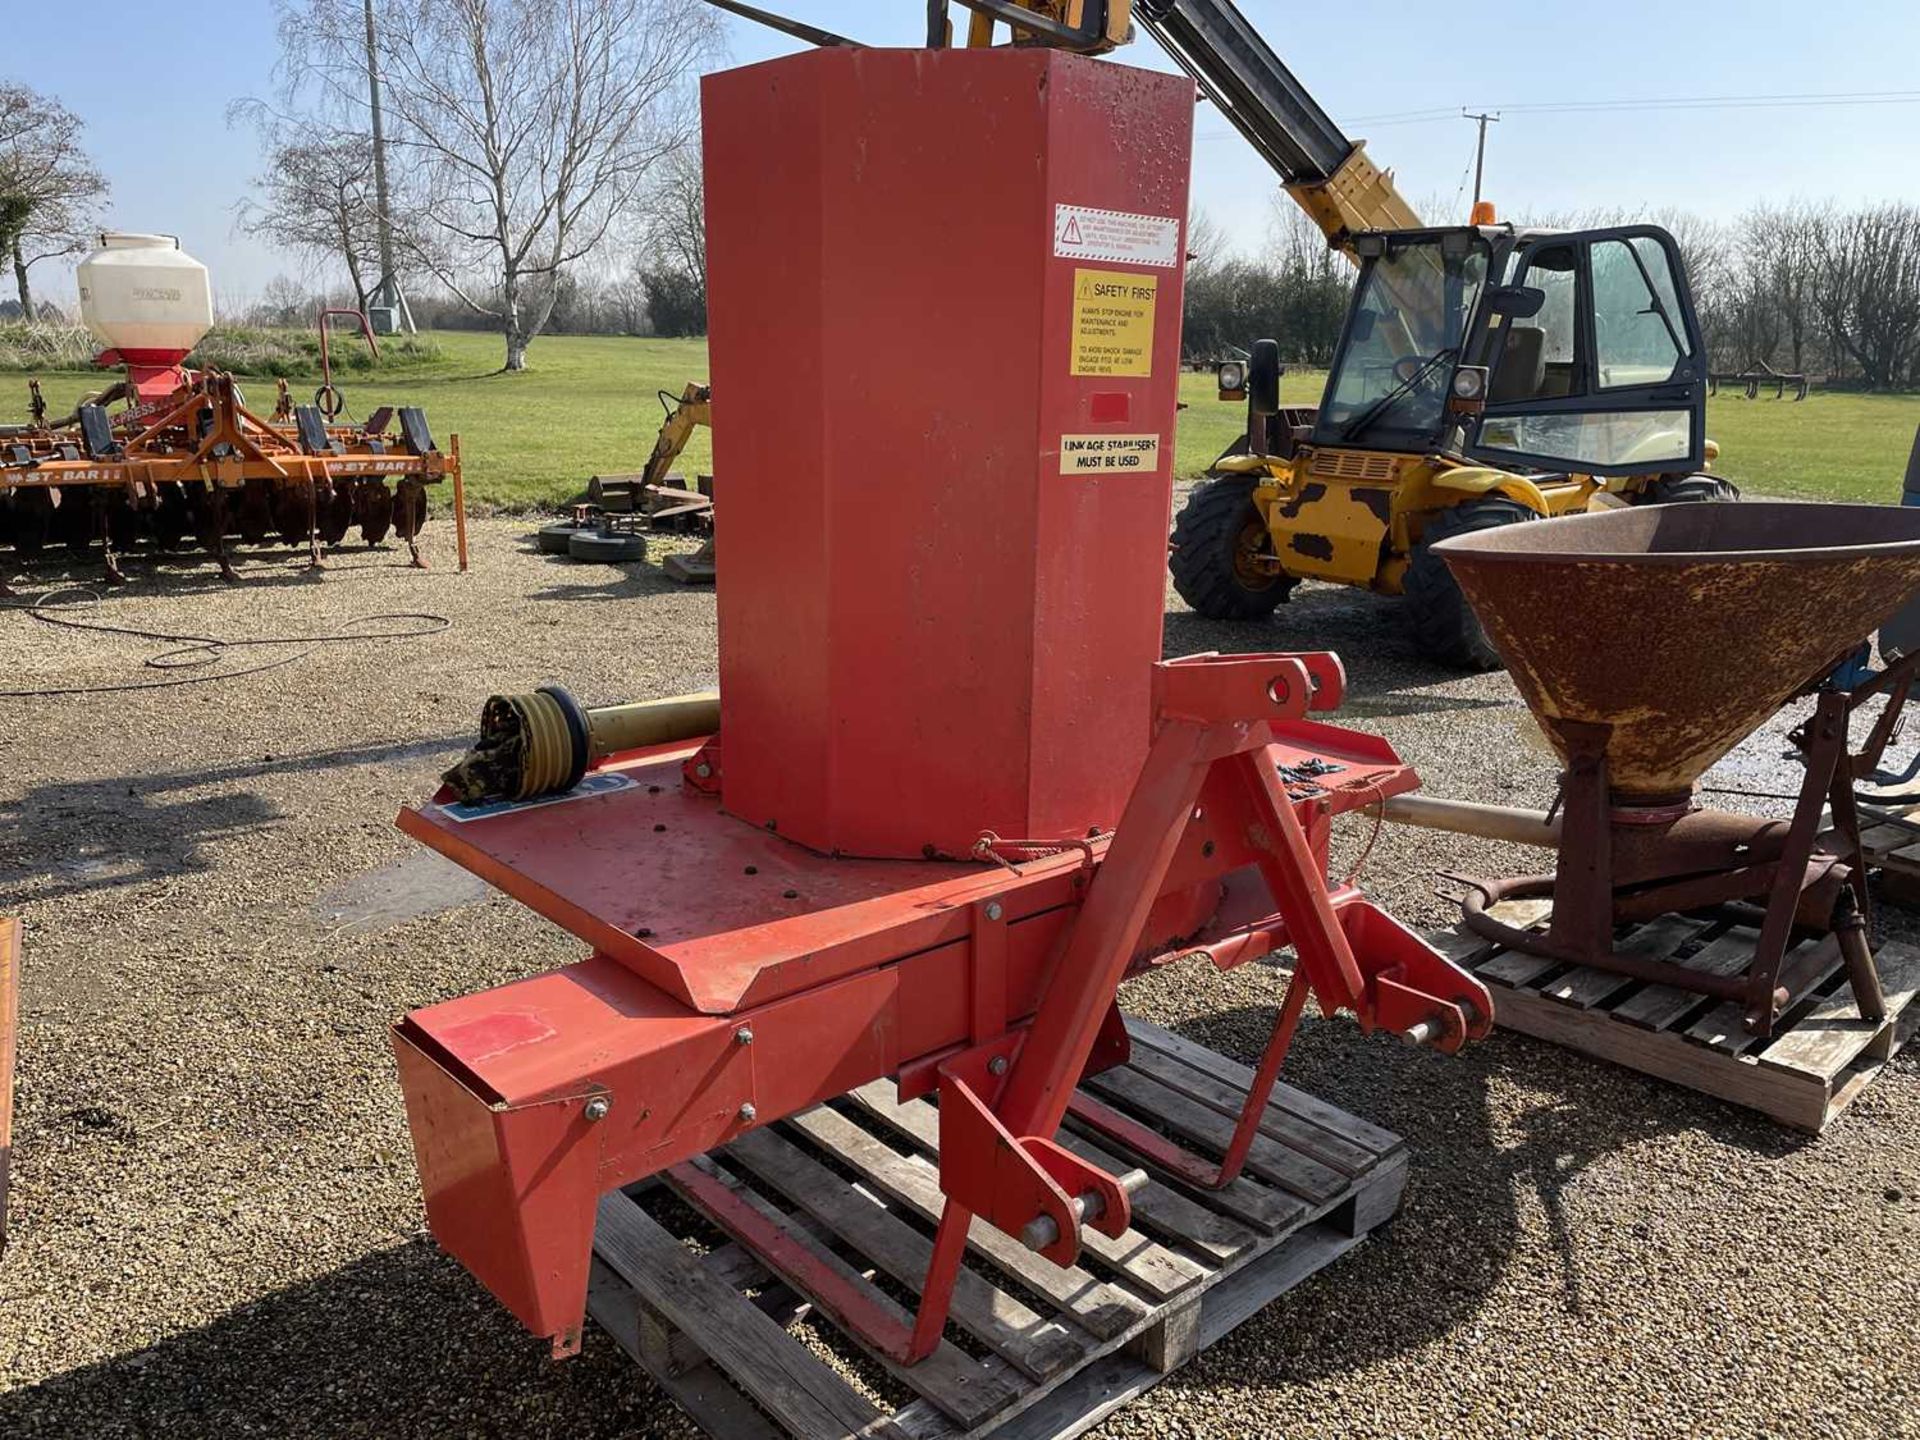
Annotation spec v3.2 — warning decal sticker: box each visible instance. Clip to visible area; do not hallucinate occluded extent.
[1060,433,1161,475]
[1054,205,1181,268]
[1071,269,1157,377]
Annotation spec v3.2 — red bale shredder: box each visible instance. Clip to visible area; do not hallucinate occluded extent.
[389,45,1492,1367]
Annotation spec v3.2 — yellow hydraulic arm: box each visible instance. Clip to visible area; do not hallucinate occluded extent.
[1133,0,1421,251]
[640,383,712,493]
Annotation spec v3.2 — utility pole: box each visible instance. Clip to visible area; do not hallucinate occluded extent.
[1461,109,1500,212]
[363,0,410,332]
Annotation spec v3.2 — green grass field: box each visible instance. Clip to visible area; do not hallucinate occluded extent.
[5,328,1915,510]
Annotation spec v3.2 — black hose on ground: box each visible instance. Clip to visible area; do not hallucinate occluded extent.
[0,587,450,697]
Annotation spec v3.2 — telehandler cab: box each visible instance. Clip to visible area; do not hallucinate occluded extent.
[1142,0,1734,668]
[1178,220,1731,668]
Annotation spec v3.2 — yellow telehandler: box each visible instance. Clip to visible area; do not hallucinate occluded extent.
[1141,0,1733,668]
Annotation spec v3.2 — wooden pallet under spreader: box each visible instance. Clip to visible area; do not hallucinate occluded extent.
[586,1015,1408,1440]
[1853,802,1920,906]
[1428,905,1920,1132]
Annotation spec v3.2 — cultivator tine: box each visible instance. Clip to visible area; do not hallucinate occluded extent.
[96,493,127,587]
[397,478,428,568]
[293,475,321,572]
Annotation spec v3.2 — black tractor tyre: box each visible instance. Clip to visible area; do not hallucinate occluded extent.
[568,529,647,563]
[1635,473,1741,505]
[1404,497,1537,671]
[1168,476,1295,620]
[536,520,587,555]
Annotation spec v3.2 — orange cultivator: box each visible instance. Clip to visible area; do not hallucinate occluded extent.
[1,367,463,590]
[2,236,463,590]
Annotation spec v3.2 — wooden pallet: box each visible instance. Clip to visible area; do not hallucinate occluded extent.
[586,1015,1407,1440]
[1429,909,1920,1132]
[1852,802,1920,905]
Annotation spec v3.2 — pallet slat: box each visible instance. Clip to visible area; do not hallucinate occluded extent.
[1542,916,1709,1010]
[588,1259,789,1440]
[672,1156,1024,1429]
[590,1021,1407,1440]
[784,1107,1150,1335]
[835,1087,1207,1301]
[722,1126,1090,1382]
[1683,938,1831,1056]
[1116,1045,1379,1178]
[1758,942,1920,1080]
[1611,928,1759,1030]
[1122,1017,1402,1157]
[1440,918,1918,1132]
[593,1194,906,1440]
[1080,1066,1347,1205]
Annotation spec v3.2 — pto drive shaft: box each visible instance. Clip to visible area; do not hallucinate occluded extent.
[442,686,720,803]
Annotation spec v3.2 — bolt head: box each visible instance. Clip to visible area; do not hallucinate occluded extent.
[988,1055,1009,1076]
[583,1096,611,1122]
[985,902,1004,922]
[737,1102,757,1123]
[695,762,713,779]
[734,1025,754,1045]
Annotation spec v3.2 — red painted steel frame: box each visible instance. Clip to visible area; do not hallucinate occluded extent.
[392,653,1492,1359]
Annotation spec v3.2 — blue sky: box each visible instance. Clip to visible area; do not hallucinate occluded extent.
[8,1,1918,305]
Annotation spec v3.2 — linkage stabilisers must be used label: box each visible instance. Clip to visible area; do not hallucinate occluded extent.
[1059,433,1162,475]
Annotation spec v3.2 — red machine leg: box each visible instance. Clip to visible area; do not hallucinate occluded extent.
[1214,969,1311,1187]
[909,1200,975,1362]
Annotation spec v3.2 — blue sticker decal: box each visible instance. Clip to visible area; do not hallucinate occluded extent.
[436,771,639,823]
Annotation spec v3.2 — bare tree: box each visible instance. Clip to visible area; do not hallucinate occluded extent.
[0,84,109,320]
[1185,207,1227,277]
[1812,203,1920,390]
[277,0,718,370]
[232,107,386,312]
[645,142,705,297]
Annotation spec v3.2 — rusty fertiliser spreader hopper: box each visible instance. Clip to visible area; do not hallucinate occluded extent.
[383,45,1491,1430]
[1434,501,1920,1038]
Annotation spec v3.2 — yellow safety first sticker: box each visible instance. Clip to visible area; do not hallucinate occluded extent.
[1060,433,1161,474]
[1071,268,1156,377]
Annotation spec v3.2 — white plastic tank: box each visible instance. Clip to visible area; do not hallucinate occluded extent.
[76,233,213,359]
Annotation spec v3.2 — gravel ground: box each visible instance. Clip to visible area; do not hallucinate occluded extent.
[0,517,1915,1439]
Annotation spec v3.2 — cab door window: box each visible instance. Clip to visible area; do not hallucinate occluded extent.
[1489,245,1577,403]
[1471,225,1704,476]
[1590,236,1690,389]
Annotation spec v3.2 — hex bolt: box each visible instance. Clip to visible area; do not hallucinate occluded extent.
[734,1025,754,1046]
[985,902,1004,922]
[988,1055,1009,1076]
[583,1096,611,1122]
[695,762,713,779]
[737,1102,757,1123]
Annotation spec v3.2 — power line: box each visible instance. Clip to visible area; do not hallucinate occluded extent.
[1342,88,1920,128]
